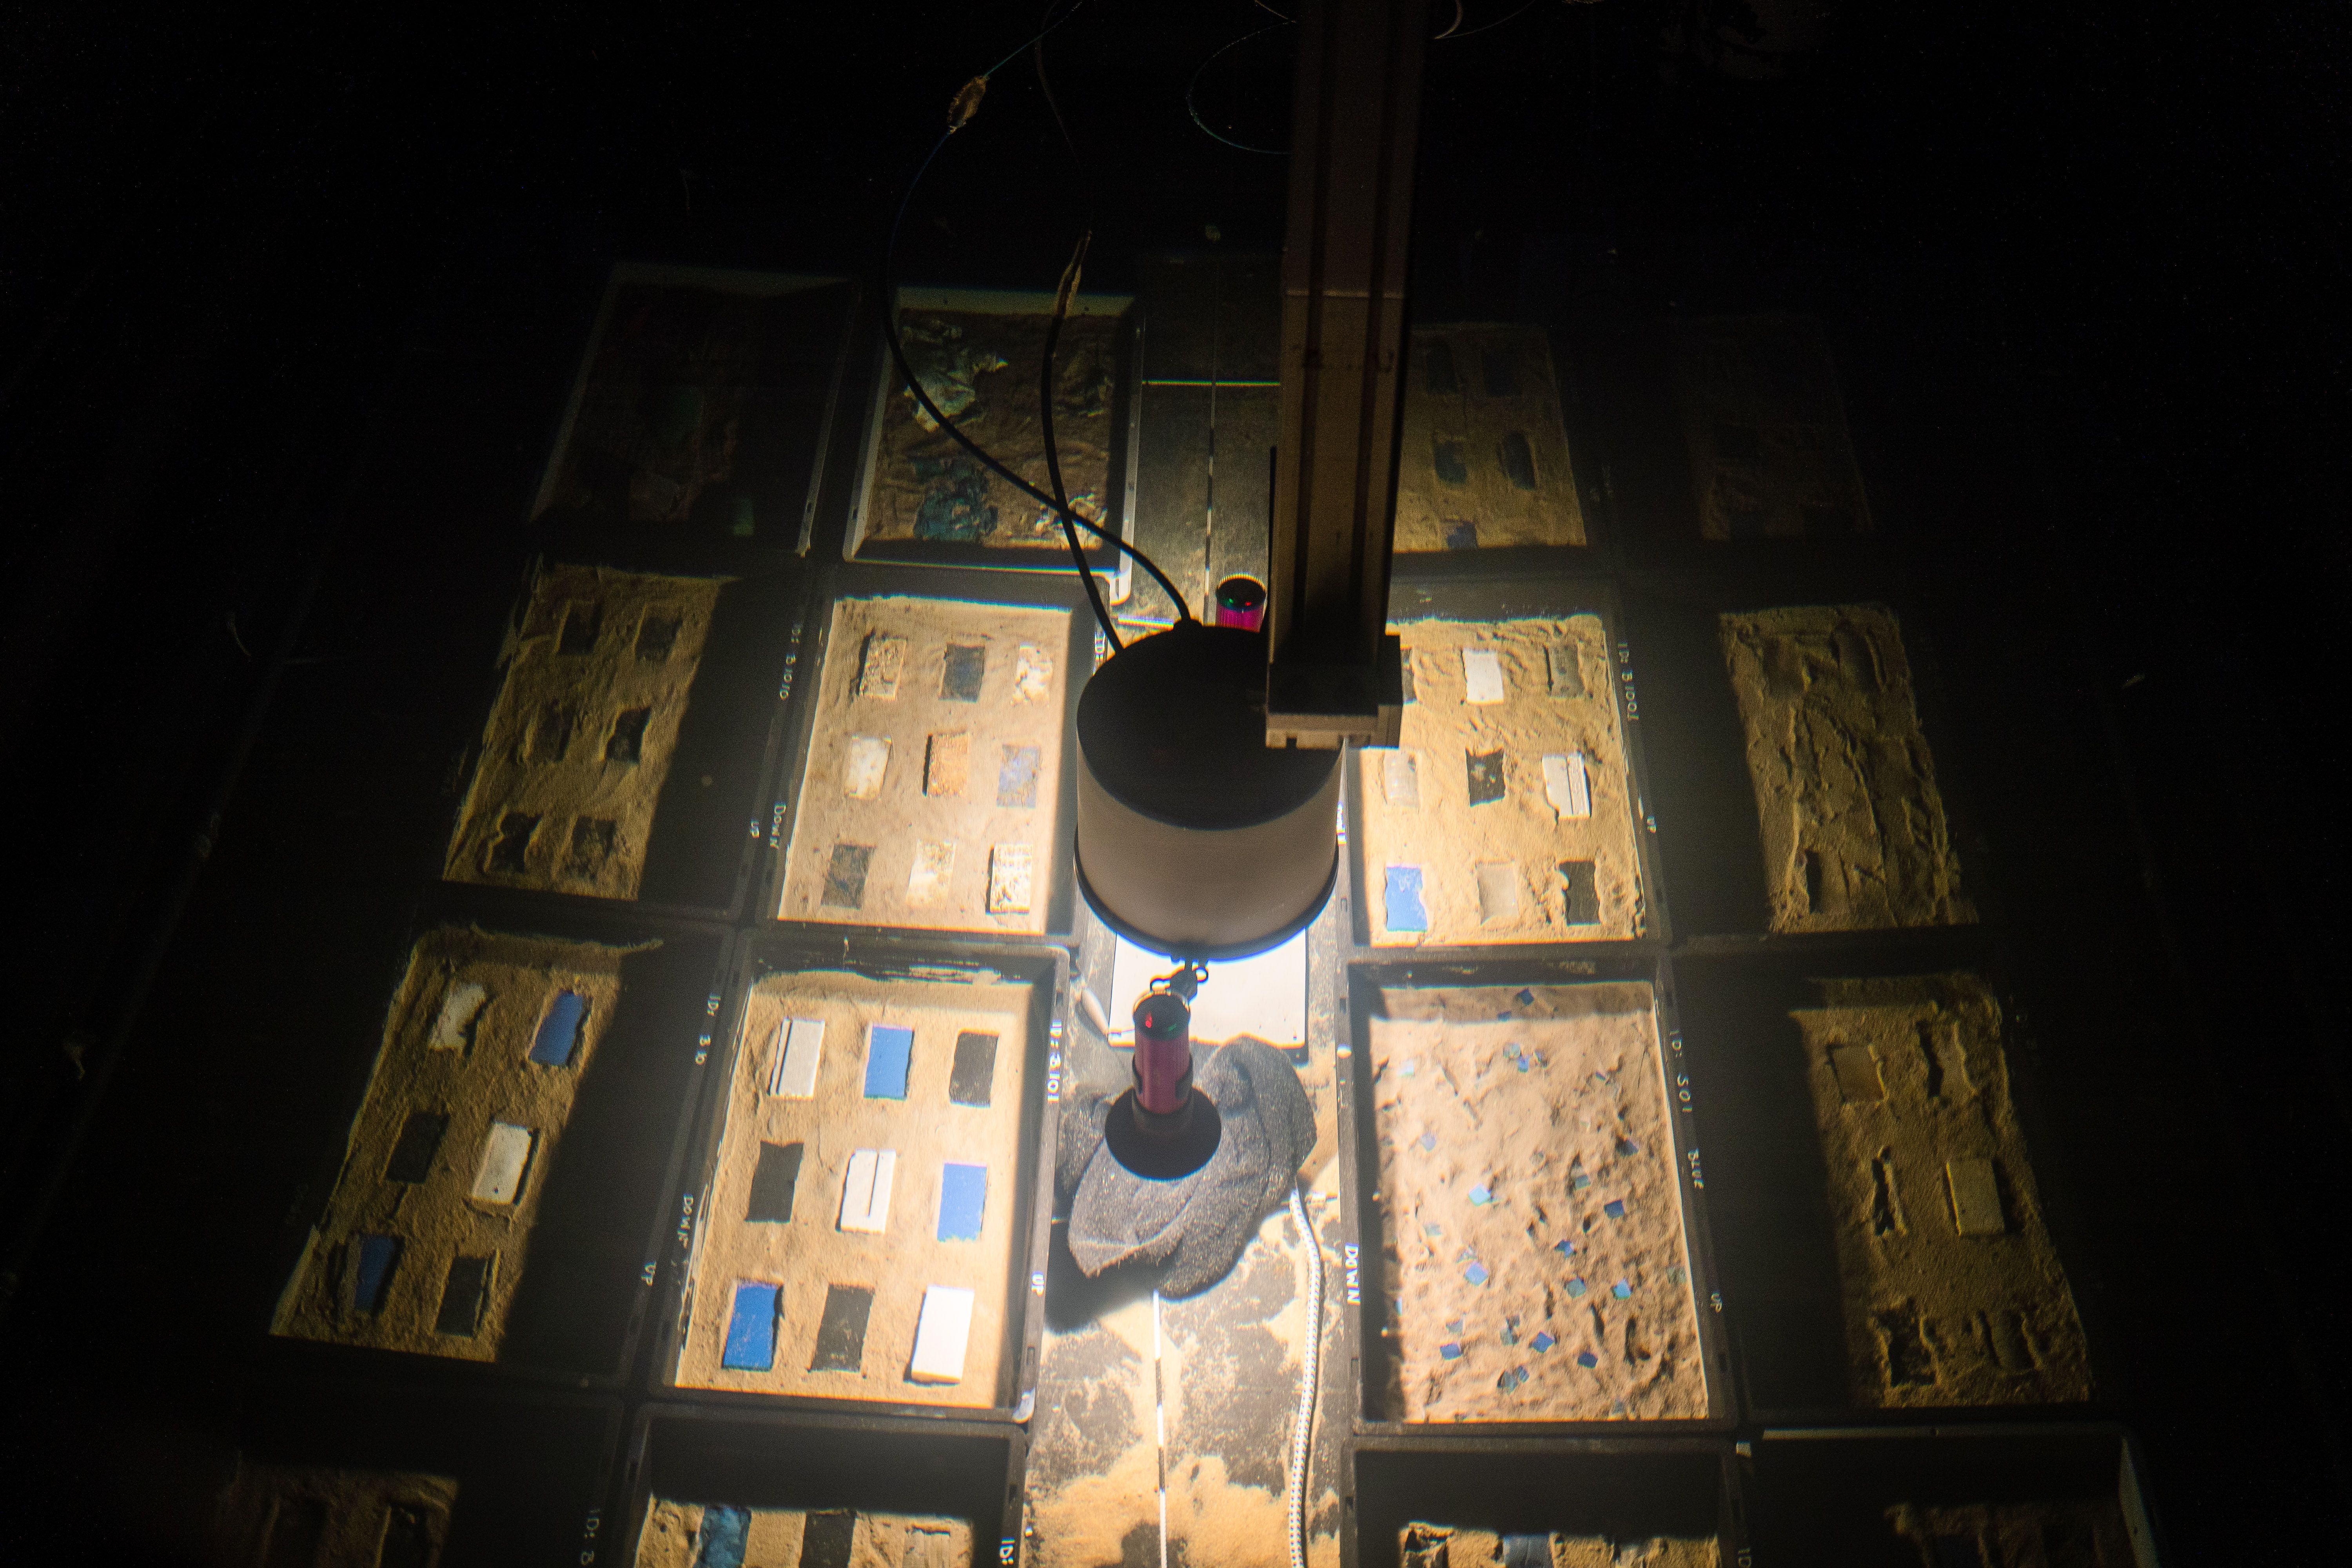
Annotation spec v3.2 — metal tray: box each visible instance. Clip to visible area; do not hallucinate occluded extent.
[1615,577,1990,944]
[528,262,863,561]
[1345,1436,1745,1568]
[842,285,1141,589]
[1744,1423,2163,1565]
[1344,572,1672,953]
[1341,952,1736,1434]
[224,1371,622,1568]
[265,895,732,1390]
[757,565,1096,941]
[1668,940,2120,1426]
[618,1403,1027,1568]
[654,934,1066,1423]
[426,554,813,921]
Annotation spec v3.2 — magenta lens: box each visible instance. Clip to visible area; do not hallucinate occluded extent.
[1213,575,1267,632]
[1132,993,1192,1114]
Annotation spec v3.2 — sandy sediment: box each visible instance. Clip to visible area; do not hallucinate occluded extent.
[1402,1525,1719,1567]
[1672,315,1871,541]
[1370,984,1707,1423]
[1886,1500,2129,1567]
[1719,604,1975,933]
[676,970,1033,1408]
[637,1499,971,1568]
[1794,973,2092,1408]
[539,279,778,528]
[211,1463,457,1568]
[445,563,723,900]
[780,596,1069,936]
[274,927,632,1361]
[863,308,1124,551]
[1361,616,1642,946]
[1394,326,1586,552]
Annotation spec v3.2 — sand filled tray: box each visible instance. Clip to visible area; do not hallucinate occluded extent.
[533,265,854,546]
[1357,611,1647,947]
[670,952,1054,1411]
[1672,314,1871,541]
[1747,1428,2157,1566]
[1795,973,2092,1408]
[1358,979,1712,1424]
[445,563,724,902]
[209,1382,617,1567]
[273,918,723,1378]
[625,1407,1021,1568]
[777,592,1076,936]
[1394,325,1586,553]
[1720,603,1975,933]
[275,927,627,1362]
[1352,1441,1734,1568]
[849,290,1136,568]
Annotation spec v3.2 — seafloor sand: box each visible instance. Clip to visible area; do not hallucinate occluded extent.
[1885,1500,2130,1567]
[676,970,1033,1407]
[1795,973,2092,1408]
[274,927,629,1361]
[1402,1524,1718,1568]
[1394,325,1585,552]
[445,563,722,900]
[637,1500,971,1568]
[1719,604,1975,933]
[863,307,1124,551]
[211,1463,457,1568]
[1672,315,1871,541]
[1361,615,1642,946]
[1370,984,1706,1423]
[780,596,1070,936]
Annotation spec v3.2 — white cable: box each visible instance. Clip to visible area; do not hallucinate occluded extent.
[1285,1181,1324,1568]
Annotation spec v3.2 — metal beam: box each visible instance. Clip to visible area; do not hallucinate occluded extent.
[1264,0,1426,749]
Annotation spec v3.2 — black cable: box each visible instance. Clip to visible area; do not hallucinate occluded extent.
[1027,14,1123,650]
[875,12,1196,637]
[1441,0,1541,41]
[1041,231,1120,651]
[1185,21,1294,156]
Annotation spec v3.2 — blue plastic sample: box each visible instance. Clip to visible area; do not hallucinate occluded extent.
[1468,1185,1492,1206]
[1575,1349,1599,1368]
[1439,1341,1464,1360]
[1613,1279,1633,1299]
[1603,1199,1627,1220]
[864,1024,914,1100]
[529,991,588,1067]
[352,1234,400,1314]
[1617,1138,1642,1156]
[1464,1262,1490,1285]
[1530,1330,1555,1352]
[1566,1278,1587,1298]
[1515,988,1535,1006]
[1553,1239,1577,1256]
[721,1281,779,1370]
[1420,1132,1437,1151]
[693,1505,751,1568]
[938,1162,987,1242]
[1383,866,1429,932]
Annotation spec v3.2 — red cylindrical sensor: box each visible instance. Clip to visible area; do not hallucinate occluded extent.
[1132,992,1194,1116]
[1213,575,1267,632]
